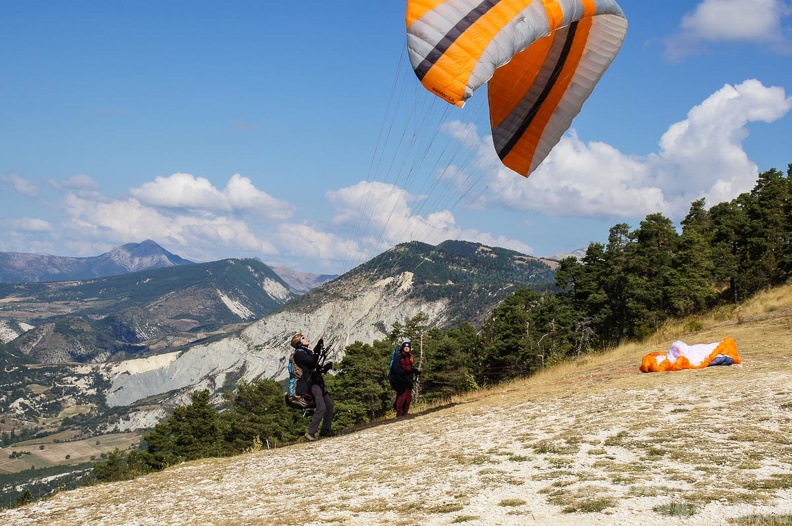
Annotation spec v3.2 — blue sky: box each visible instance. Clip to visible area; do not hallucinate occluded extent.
[1,1,791,274]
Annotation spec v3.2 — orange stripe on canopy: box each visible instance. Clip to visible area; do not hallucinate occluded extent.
[488,34,554,127]
[406,0,444,27]
[495,18,592,176]
[412,0,533,106]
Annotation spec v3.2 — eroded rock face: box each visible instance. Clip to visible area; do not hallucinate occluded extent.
[103,271,450,409]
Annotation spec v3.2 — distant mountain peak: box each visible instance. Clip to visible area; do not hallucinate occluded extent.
[105,240,192,272]
[0,240,193,283]
[271,266,337,294]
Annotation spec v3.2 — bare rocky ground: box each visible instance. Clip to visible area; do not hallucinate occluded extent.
[3,287,792,526]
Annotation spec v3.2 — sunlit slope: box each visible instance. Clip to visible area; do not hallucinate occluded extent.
[4,283,792,525]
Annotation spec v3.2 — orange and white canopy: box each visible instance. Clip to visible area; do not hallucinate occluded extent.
[640,338,741,373]
[406,0,628,177]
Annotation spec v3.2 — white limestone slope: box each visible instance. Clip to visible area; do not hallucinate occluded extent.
[0,319,34,344]
[104,271,449,408]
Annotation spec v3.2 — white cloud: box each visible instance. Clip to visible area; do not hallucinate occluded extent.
[10,218,53,232]
[130,172,295,221]
[61,191,279,262]
[484,133,662,218]
[468,80,791,221]
[649,79,792,214]
[665,0,792,59]
[275,223,366,265]
[325,180,533,261]
[130,172,227,209]
[0,173,38,197]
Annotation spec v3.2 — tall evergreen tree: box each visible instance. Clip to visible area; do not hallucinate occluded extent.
[141,390,226,470]
[671,198,717,315]
[709,198,746,302]
[222,379,304,453]
[420,324,479,401]
[624,213,678,338]
[744,167,791,289]
[478,288,538,384]
[576,225,634,346]
[324,339,393,427]
[782,164,792,276]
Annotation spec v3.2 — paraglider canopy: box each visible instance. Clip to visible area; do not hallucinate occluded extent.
[640,338,741,373]
[406,0,628,177]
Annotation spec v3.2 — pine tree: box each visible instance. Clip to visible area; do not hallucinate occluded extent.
[324,339,393,426]
[222,379,304,453]
[141,389,226,470]
[478,288,539,384]
[420,324,479,401]
[671,198,717,315]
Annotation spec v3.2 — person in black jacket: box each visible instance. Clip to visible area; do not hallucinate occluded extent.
[290,332,334,440]
[390,340,420,417]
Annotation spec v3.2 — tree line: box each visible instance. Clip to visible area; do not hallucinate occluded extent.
[90,165,792,482]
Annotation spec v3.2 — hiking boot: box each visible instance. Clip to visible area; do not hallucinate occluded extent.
[304,432,317,441]
[319,429,333,437]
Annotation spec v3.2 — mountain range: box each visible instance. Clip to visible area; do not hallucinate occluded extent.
[0,239,557,434]
[2,258,298,362]
[0,240,192,283]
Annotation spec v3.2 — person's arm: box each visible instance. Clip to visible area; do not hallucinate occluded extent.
[294,348,318,371]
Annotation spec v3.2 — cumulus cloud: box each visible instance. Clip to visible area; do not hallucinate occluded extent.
[649,79,792,214]
[274,222,366,265]
[665,0,792,59]
[325,180,533,259]
[0,173,38,197]
[130,173,295,221]
[468,79,791,221]
[34,173,291,261]
[130,172,225,209]
[61,192,279,260]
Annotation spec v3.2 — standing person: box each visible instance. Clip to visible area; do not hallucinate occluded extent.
[389,340,420,417]
[290,332,334,440]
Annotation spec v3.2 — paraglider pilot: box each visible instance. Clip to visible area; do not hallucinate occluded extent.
[291,332,334,440]
[390,340,420,417]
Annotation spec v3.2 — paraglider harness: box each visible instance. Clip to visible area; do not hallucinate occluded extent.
[284,339,331,415]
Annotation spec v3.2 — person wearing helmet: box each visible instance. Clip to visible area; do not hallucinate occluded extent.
[389,340,420,417]
[290,332,334,440]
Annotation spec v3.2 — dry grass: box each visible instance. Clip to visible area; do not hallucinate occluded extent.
[3,283,792,525]
[0,433,142,474]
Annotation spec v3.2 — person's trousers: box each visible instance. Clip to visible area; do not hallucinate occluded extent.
[395,387,412,416]
[308,384,334,435]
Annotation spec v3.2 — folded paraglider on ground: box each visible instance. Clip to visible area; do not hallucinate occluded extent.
[640,338,741,373]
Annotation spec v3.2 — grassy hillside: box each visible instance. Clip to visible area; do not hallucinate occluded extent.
[3,283,792,525]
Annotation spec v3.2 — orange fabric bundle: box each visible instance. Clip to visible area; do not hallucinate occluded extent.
[640,338,740,373]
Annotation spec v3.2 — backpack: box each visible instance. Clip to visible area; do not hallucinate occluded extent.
[285,352,314,410]
[388,346,400,390]
[287,352,302,395]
